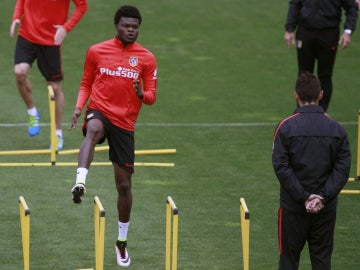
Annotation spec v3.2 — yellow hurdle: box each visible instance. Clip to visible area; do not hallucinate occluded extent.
[340,190,360,195]
[94,196,106,270]
[240,197,250,270]
[356,110,360,180]
[0,86,176,169]
[166,196,179,270]
[0,86,57,161]
[75,196,105,270]
[19,196,30,270]
[0,148,176,156]
[18,196,105,270]
[48,85,57,164]
[0,162,175,167]
[59,147,177,155]
[342,110,360,193]
[0,149,52,155]
[348,110,360,181]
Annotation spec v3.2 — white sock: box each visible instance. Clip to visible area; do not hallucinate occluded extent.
[118,221,130,241]
[56,130,63,137]
[76,167,88,184]
[27,107,38,117]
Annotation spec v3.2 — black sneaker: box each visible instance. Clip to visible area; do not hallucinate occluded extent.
[71,183,86,204]
[115,240,131,267]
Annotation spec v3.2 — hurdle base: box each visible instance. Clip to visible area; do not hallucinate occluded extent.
[348,176,360,181]
[340,190,360,194]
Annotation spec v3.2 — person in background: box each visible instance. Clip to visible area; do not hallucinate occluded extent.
[69,5,158,267]
[10,0,88,150]
[272,72,351,270]
[284,0,358,112]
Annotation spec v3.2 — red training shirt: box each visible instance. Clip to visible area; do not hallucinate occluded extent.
[76,37,158,131]
[12,0,88,45]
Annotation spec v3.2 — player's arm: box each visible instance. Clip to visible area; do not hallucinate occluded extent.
[318,129,351,203]
[63,0,88,32]
[54,0,88,45]
[284,0,301,48]
[339,0,358,49]
[10,0,24,37]
[272,127,310,203]
[70,48,95,130]
[133,80,144,99]
[139,56,157,105]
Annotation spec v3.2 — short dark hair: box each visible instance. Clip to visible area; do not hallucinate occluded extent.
[114,5,142,25]
[295,72,321,102]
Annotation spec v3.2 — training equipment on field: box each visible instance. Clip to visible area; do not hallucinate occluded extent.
[0,86,56,163]
[19,196,30,270]
[18,196,106,270]
[348,110,360,181]
[166,196,179,270]
[0,162,175,167]
[341,110,360,194]
[239,198,250,270]
[94,196,106,270]
[0,86,176,167]
[59,147,177,156]
[75,196,106,270]
[340,190,360,194]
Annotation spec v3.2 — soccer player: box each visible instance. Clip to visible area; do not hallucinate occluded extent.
[10,0,88,150]
[272,72,351,270]
[69,5,157,267]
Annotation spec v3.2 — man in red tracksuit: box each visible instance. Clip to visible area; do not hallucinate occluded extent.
[69,5,157,267]
[272,72,351,270]
[10,0,88,150]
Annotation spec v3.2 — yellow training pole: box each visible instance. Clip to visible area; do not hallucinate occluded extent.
[19,196,30,270]
[240,198,250,270]
[76,197,105,270]
[0,149,52,155]
[356,110,360,180]
[94,196,105,270]
[166,196,179,270]
[340,190,360,194]
[48,85,57,164]
[0,162,175,167]
[59,147,177,155]
[348,110,360,181]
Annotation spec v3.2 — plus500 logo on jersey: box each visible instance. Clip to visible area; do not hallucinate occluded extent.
[100,66,139,79]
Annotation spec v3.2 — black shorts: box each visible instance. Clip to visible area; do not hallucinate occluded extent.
[83,109,135,173]
[15,35,63,82]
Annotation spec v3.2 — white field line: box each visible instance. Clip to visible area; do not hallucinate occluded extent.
[0,121,357,127]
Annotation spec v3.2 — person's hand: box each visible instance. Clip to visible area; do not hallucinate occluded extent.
[133,79,144,99]
[54,25,67,45]
[69,108,82,130]
[305,194,324,214]
[338,32,351,49]
[10,19,20,37]
[284,31,295,48]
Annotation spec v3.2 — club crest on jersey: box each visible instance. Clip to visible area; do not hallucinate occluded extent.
[129,57,138,67]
